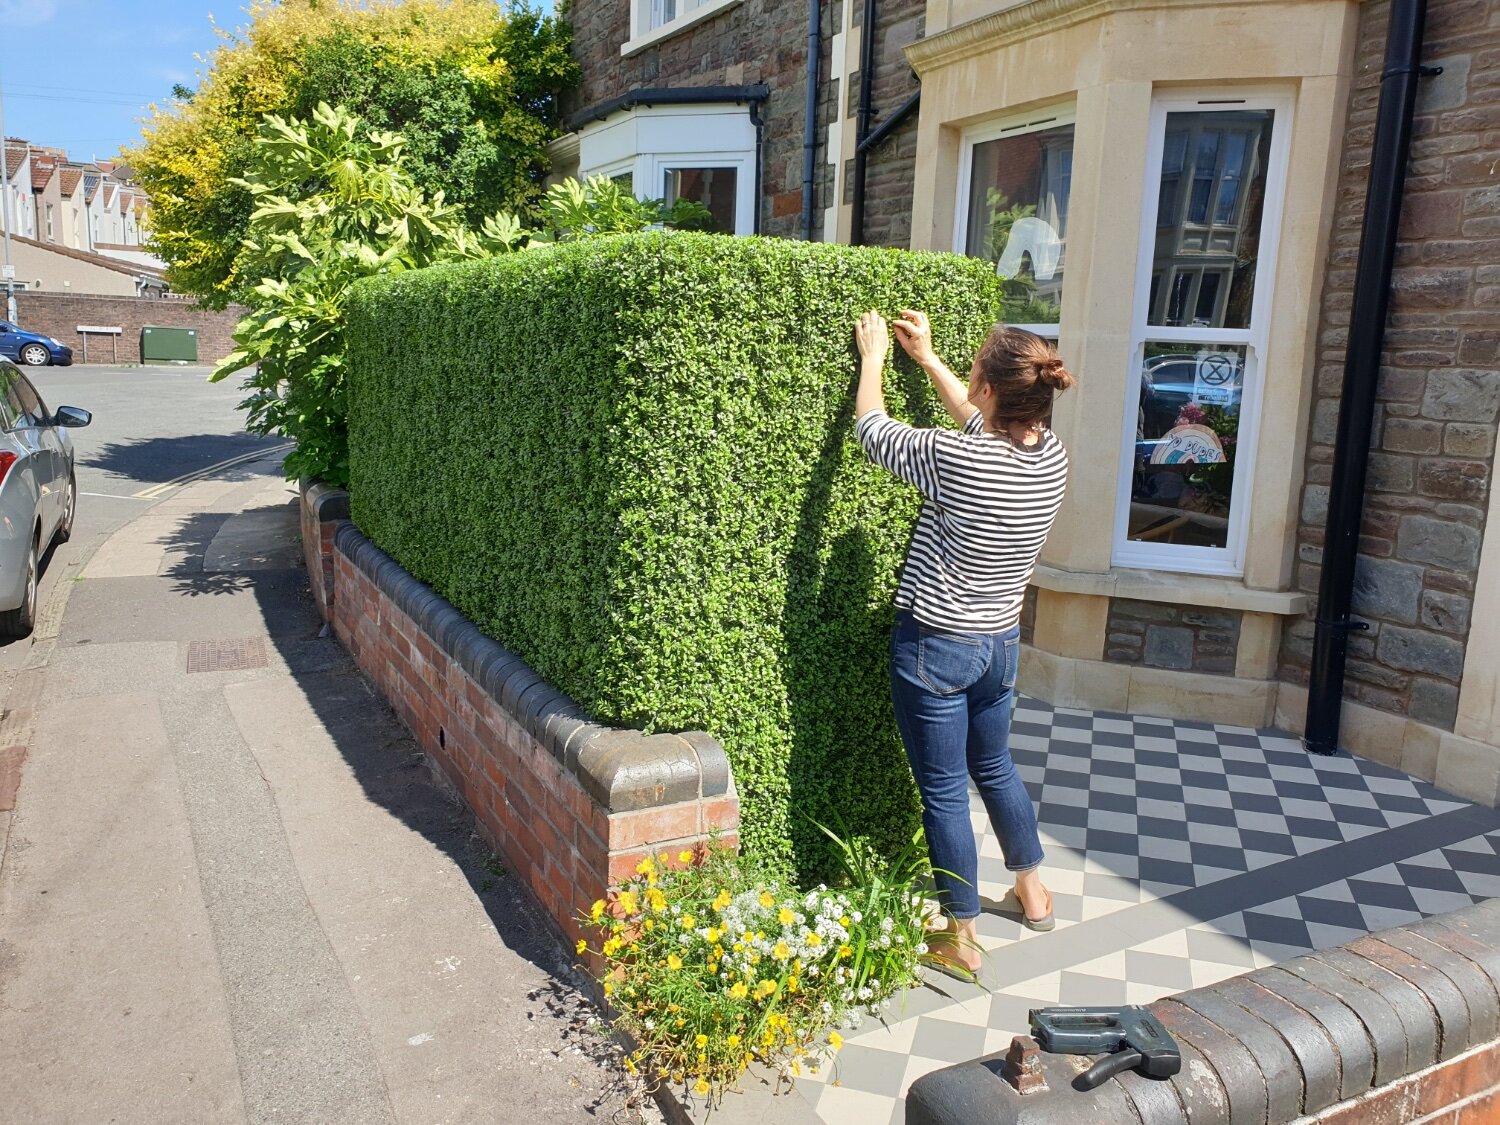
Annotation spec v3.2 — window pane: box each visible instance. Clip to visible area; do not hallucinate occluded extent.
[665,167,737,233]
[1128,343,1248,550]
[1149,109,1274,330]
[964,122,1074,326]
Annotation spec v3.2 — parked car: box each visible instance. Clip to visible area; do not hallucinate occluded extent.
[0,358,91,638]
[0,320,74,367]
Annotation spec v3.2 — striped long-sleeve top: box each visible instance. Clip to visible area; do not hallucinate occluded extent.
[856,408,1069,634]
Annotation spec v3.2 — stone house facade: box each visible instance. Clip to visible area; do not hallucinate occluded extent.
[555,0,1500,805]
[553,0,922,245]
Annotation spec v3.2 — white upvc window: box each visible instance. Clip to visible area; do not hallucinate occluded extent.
[954,105,1076,340]
[1112,89,1294,576]
[625,0,742,56]
[578,104,757,237]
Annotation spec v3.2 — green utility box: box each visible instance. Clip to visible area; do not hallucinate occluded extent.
[140,325,199,364]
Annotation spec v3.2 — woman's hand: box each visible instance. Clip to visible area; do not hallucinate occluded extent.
[893,309,937,366]
[855,310,890,367]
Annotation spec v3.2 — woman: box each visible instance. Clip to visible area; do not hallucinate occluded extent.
[853,308,1074,977]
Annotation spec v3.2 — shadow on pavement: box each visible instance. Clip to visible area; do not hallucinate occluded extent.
[82,432,285,487]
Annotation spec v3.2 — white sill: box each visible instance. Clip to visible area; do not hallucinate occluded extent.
[622,0,744,57]
[1032,563,1309,615]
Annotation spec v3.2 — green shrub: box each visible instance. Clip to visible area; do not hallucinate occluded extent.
[346,233,1006,879]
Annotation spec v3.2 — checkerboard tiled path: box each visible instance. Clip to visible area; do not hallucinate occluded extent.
[797,698,1500,1125]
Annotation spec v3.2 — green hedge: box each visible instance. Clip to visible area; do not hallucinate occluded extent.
[346,233,1006,880]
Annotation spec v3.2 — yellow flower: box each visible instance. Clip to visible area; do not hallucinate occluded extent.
[705,927,720,943]
[681,914,697,929]
[648,888,667,912]
[787,976,800,993]
[576,939,588,955]
[636,856,656,876]
[838,944,852,959]
[727,1034,741,1047]
[805,933,822,948]
[603,982,614,996]
[773,941,791,961]
[667,953,683,970]
[694,1078,710,1096]
[695,1034,709,1049]
[759,891,776,909]
[591,900,606,921]
[730,981,748,1000]
[602,938,622,957]
[659,852,672,866]
[679,850,695,864]
[778,907,795,926]
[829,1032,844,1051]
[839,915,850,928]
[644,919,655,932]
[617,891,639,915]
[713,889,732,912]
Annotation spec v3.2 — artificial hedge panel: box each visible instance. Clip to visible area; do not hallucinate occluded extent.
[346,233,1007,880]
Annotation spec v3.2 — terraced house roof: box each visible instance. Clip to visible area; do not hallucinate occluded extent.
[30,154,57,192]
[58,165,84,198]
[4,142,27,179]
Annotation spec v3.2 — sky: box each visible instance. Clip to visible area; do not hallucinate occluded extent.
[0,0,551,165]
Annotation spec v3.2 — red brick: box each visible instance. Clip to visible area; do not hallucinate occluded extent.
[1417,1043,1500,1115]
[606,802,702,850]
[700,796,741,833]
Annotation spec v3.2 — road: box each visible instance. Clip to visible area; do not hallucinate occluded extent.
[0,363,285,685]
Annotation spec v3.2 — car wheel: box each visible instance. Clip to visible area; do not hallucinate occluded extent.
[19,344,51,367]
[0,535,39,640]
[55,472,76,544]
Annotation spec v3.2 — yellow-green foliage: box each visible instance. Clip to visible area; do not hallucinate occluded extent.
[345,234,1006,879]
[127,0,576,304]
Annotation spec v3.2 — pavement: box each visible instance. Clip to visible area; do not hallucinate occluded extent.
[0,448,664,1125]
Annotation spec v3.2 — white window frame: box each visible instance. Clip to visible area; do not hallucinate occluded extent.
[953,104,1077,340]
[648,151,753,235]
[624,0,742,57]
[1111,87,1295,577]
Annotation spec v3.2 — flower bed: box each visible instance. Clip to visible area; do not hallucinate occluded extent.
[582,834,934,1104]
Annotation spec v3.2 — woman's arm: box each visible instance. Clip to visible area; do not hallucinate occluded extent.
[893,310,979,427]
[854,310,889,420]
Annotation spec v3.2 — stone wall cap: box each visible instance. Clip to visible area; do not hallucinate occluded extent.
[300,480,350,523]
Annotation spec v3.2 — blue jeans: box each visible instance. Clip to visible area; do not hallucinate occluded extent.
[890,612,1044,919]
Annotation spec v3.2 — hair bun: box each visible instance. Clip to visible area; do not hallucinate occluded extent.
[1036,356,1076,391]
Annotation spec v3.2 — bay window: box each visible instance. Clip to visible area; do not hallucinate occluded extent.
[1114,92,1292,576]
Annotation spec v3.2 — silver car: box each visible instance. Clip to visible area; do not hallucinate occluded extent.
[0,358,91,639]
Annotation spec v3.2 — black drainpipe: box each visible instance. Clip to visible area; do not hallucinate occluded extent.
[801,0,822,241]
[849,0,877,246]
[1305,0,1439,755]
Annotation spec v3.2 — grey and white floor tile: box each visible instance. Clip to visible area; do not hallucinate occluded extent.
[796,699,1500,1125]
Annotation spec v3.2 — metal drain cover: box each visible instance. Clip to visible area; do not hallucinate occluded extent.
[186,638,270,674]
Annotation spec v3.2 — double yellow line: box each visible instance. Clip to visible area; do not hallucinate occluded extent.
[132,443,294,500]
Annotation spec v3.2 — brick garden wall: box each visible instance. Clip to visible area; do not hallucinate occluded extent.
[1281,0,1500,731]
[301,488,740,952]
[13,292,244,365]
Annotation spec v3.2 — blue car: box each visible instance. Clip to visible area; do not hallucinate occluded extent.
[0,319,73,367]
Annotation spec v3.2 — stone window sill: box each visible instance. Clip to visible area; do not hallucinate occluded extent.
[622,0,743,57]
[1033,563,1309,615]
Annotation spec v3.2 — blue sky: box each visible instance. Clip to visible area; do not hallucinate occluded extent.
[0,0,551,164]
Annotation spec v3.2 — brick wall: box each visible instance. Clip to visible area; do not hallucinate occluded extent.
[12,292,244,365]
[566,0,922,244]
[1106,599,1242,676]
[848,0,923,248]
[303,488,740,951]
[1281,0,1500,731]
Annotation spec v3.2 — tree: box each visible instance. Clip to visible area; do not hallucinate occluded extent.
[128,0,578,307]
